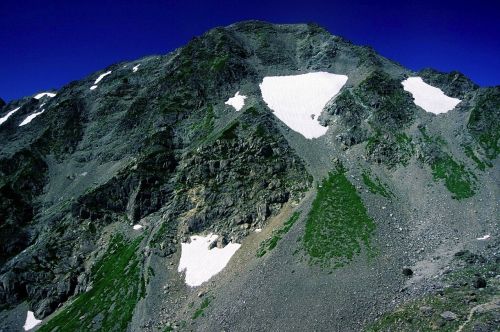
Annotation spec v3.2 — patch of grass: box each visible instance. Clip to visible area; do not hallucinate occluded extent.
[210,54,229,71]
[366,130,382,152]
[365,131,414,167]
[150,219,175,248]
[365,260,499,332]
[192,296,213,319]
[39,235,144,332]
[304,168,376,268]
[362,171,393,198]
[257,212,301,257]
[147,266,155,283]
[419,126,447,146]
[218,121,239,140]
[463,145,489,171]
[245,106,261,117]
[467,88,499,160]
[395,132,411,145]
[253,124,268,138]
[431,154,476,200]
[417,127,476,199]
[190,105,215,137]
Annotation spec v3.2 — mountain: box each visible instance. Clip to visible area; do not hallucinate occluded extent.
[0,21,498,332]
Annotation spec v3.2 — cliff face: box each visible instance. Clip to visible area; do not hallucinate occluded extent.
[0,21,498,332]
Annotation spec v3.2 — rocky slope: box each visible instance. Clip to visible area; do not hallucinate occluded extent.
[0,21,498,332]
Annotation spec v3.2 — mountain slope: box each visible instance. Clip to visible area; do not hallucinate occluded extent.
[0,21,498,332]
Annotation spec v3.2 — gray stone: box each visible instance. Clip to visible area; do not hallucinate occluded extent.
[440,311,458,321]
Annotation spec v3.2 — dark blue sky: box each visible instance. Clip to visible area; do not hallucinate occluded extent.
[1,0,499,102]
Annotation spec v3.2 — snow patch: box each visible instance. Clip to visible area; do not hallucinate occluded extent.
[255,228,262,233]
[133,224,143,230]
[178,234,241,287]
[23,311,41,331]
[132,64,141,72]
[94,71,112,84]
[402,77,461,114]
[80,172,88,176]
[259,72,348,139]
[477,234,490,241]
[90,71,112,90]
[225,91,247,111]
[19,110,45,126]
[0,107,21,125]
[34,92,56,99]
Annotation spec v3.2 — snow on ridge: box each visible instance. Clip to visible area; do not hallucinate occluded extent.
[19,110,45,127]
[402,77,461,114]
[94,71,112,84]
[178,234,241,287]
[225,91,247,111]
[477,234,490,241]
[0,107,21,125]
[90,71,112,90]
[23,311,41,331]
[132,64,141,72]
[34,92,56,99]
[259,72,348,139]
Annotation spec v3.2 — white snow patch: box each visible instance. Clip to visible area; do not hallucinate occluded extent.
[23,311,41,331]
[19,110,45,126]
[402,77,461,114]
[80,172,88,176]
[255,228,262,233]
[259,72,348,139]
[0,107,21,125]
[225,91,247,111]
[132,64,141,72]
[477,234,491,241]
[133,224,143,230]
[178,234,241,287]
[90,85,98,90]
[34,92,56,99]
[94,71,112,84]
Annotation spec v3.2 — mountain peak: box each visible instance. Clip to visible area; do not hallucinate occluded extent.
[0,21,498,332]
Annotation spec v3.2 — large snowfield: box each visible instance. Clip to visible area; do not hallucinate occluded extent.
[23,311,41,331]
[259,72,348,139]
[178,234,241,287]
[402,77,461,114]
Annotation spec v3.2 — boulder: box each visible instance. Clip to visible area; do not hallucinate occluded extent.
[440,311,457,321]
[402,268,413,277]
[473,276,487,289]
